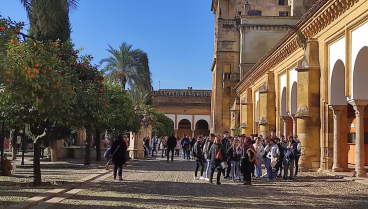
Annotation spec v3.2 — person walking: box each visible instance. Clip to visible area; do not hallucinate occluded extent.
[193,136,205,180]
[208,136,226,185]
[151,136,158,156]
[160,137,167,158]
[111,135,128,181]
[167,133,177,162]
[221,131,231,179]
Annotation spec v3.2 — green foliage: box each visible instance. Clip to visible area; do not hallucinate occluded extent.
[234,125,241,136]
[104,84,141,134]
[0,17,76,131]
[20,0,79,42]
[152,112,174,137]
[100,42,152,91]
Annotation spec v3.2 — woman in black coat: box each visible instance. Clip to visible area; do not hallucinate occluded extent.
[208,136,227,185]
[241,137,256,185]
[111,135,128,181]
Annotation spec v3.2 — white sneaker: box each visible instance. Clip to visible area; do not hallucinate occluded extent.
[205,178,210,181]
[199,176,205,180]
[194,177,200,180]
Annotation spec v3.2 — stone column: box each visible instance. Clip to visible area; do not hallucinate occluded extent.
[348,100,368,177]
[191,129,195,138]
[281,117,289,137]
[288,113,297,135]
[295,39,321,171]
[329,105,345,172]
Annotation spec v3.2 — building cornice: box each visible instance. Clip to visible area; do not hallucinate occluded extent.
[152,90,212,98]
[235,0,359,94]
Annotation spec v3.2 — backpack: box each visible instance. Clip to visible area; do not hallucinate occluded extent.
[215,148,223,161]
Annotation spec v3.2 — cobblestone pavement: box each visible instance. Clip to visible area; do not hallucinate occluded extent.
[0,153,104,209]
[46,157,368,209]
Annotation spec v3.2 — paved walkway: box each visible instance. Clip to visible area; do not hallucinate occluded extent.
[36,157,368,209]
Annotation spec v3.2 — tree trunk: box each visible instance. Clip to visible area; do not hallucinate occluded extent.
[84,126,91,165]
[96,130,101,161]
[12,129,18,160]
[49,135,58,162]
[33,139,42,186]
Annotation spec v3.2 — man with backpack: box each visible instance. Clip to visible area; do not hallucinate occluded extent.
[181,134,190,159]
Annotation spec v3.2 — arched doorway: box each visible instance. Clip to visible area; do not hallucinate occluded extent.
[329,59,349,171]
[281,87,292,136]
[289,81,297,134]
[177,119,191,138]
[194,120,210,137]
[350,46,368,168]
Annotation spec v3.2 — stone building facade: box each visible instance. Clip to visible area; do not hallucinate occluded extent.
[228,0,368,175]
[152,89,211,138]
[210,0,317,134]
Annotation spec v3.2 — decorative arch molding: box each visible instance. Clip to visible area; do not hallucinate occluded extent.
[352,46,368,100]
[329,60,347,105]
[165,114,176,129]
[194,115,211,130]
[281,87,288,117]
[290,81,297,114]
[351,21,368,99]
[177,115,193,130]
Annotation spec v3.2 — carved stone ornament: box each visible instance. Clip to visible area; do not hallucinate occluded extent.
[259,117,267,125]
[296,58,309,71]
[259,82,268,93]
[295,30,307,50]
[295,104,309,118]
[231,111,235,121]
[240,123,246,129]
[241,98,247,105]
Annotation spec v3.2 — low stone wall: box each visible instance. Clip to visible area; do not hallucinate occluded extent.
[57,147,108,160]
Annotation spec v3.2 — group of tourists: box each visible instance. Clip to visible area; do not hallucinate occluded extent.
[190,130,301,185]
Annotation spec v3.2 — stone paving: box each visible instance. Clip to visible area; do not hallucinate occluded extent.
[0,152,104,209]
[44,157,368,209]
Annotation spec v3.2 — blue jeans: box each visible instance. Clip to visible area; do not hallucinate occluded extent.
[206,159,211,178]
[230,160,240,180]
[266,158,275,179]
[255,157,262,177]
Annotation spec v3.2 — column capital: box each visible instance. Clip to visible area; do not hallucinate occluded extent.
[329,105,345,118]
[348,99,368,112]
[281,116,290,122]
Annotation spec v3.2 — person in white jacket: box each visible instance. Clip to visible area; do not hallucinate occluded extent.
[253,137,265,178]
[264,138,280,180]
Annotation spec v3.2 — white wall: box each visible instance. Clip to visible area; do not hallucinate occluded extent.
[194,115,211,130]
[351,21,368,99]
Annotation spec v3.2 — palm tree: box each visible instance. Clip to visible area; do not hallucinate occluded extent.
[100,42,152,91]
[19,0,79,41]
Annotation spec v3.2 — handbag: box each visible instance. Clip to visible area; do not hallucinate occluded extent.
[215,148,223,161]
[271,156,278,168]
[220,161,227,169]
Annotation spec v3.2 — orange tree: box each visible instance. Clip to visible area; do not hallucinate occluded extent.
[0,16,77,185]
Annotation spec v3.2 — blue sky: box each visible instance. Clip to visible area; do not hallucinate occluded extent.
[0,0,214,90]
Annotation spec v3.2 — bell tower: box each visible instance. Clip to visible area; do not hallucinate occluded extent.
[210,0,244,134]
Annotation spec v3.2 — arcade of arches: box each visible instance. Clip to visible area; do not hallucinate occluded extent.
[152,89,211,138]
[230,0,368,177]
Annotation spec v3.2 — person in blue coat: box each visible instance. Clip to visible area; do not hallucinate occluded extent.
[283,135,298,180]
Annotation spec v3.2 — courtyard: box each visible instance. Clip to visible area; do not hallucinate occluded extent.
[2,156,367,209]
